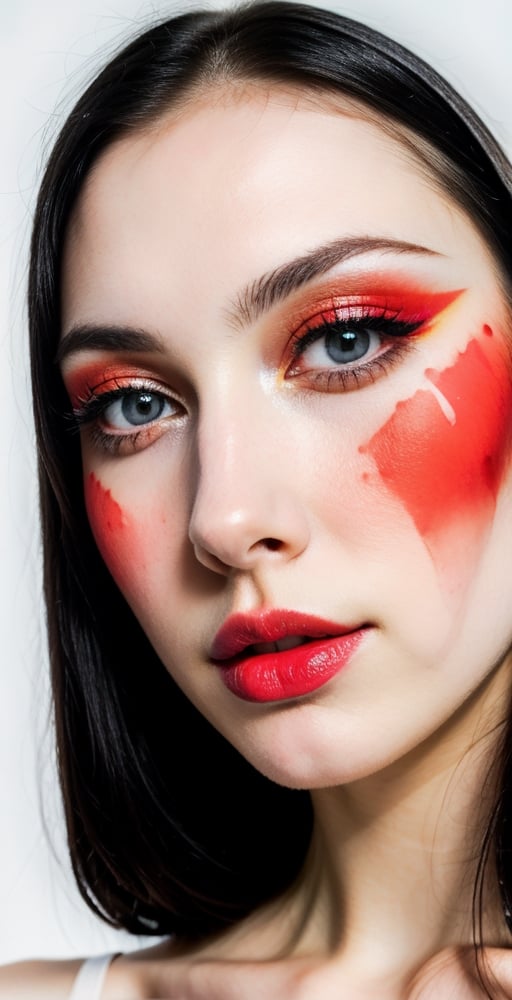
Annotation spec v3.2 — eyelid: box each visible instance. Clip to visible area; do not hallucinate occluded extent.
[288,307,422,360]
[280,294,452,395]
[63,363,179,412]
[284,285,464,341]
[65,361,182,408]
[290,299,409,340]
[72,370,185,415]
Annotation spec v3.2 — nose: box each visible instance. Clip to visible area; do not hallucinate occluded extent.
[188,395,310,575]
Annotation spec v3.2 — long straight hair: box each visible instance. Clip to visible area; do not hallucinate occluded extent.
[29,0,512,942]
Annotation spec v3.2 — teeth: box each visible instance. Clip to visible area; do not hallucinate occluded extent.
[250,636,311,655]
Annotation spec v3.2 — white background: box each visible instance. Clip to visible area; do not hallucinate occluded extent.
[1,0,511,965]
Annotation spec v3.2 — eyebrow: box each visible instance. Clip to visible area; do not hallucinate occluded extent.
[57,235,439,363]
[56,325,164,365]
[228,235,439,328]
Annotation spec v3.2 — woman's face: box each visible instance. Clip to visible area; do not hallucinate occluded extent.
[60,89,512,788]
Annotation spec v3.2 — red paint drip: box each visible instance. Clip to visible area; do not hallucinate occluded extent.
[360,333,512,547]
[85,473,130,587]
[86,472,125,532]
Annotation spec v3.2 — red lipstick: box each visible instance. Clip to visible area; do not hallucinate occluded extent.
[211,610,368,702]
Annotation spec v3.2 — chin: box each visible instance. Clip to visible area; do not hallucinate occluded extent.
[224,708,390,790]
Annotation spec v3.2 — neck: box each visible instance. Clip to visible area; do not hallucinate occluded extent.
[280,660,511,987]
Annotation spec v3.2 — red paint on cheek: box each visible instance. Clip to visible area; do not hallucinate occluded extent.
[360,332,512,550]
[85,472,131,587]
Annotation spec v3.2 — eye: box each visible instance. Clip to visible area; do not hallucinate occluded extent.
[285,306,423,392]
[302,322,381,367]
[103,390,174,429]
[70,377,185,456]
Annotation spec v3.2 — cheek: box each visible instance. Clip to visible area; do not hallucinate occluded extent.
[84,471,188,617]
[84,472,151,594]
[360,328,512,581]
[85,473,131,589]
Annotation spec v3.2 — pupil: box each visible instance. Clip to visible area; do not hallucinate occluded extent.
[326,327,370,363]
[339,332,356,352]
[136,393,153,414]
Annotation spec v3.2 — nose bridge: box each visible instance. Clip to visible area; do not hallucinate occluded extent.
[188,384,308,571]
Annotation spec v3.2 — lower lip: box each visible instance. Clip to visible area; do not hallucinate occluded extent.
[216,630,367,702]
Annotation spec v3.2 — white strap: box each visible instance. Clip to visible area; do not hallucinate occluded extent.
[68,953,116,1000]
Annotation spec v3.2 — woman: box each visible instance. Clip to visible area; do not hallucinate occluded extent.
[3,1,512,996]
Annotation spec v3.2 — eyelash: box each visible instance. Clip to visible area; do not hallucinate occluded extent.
[72,380,183,456]
[285,307,422,391]
[70,306,425,455]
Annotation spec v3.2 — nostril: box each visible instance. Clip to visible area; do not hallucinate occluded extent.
[261,537,282,551]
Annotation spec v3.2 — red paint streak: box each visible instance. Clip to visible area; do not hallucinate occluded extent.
[290,281,463,337]
[87,472,125,531]
[85,472,130,586]
[361,332,512,549]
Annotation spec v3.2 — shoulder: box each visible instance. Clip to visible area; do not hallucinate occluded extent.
[0,958,83,998]
[103,938,280,999]
[0,955,147,1000]
[0,944,180,1000]
[406,945,512,1000]
[103,942,193,999]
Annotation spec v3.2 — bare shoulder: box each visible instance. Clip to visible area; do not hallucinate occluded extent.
[104,941,335,1000]
[407,945,512,1000]
[103,940,200,999]
[0,958,82,999]
[0,955,152,1000]
[0,939,232,1000]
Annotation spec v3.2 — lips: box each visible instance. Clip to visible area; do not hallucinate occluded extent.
[211,609,369,702]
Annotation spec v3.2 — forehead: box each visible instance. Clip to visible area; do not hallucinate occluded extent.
[62,87,493,328]
[69,87,452,237]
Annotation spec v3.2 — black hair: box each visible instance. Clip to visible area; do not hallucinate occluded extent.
[29,0,512,950]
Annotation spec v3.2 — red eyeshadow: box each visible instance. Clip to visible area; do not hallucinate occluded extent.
[360,330,512,555]
[66,364,153,409]
[289,282,463,337]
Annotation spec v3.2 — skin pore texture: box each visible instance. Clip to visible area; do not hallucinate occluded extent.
[56,87,512,997]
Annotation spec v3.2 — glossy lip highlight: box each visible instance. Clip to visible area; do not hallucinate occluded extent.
[211,610,370,702]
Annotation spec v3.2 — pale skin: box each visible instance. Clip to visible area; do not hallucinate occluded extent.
[4,86,512,997]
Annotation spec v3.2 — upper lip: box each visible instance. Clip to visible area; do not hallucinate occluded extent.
[210,608,363,661]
